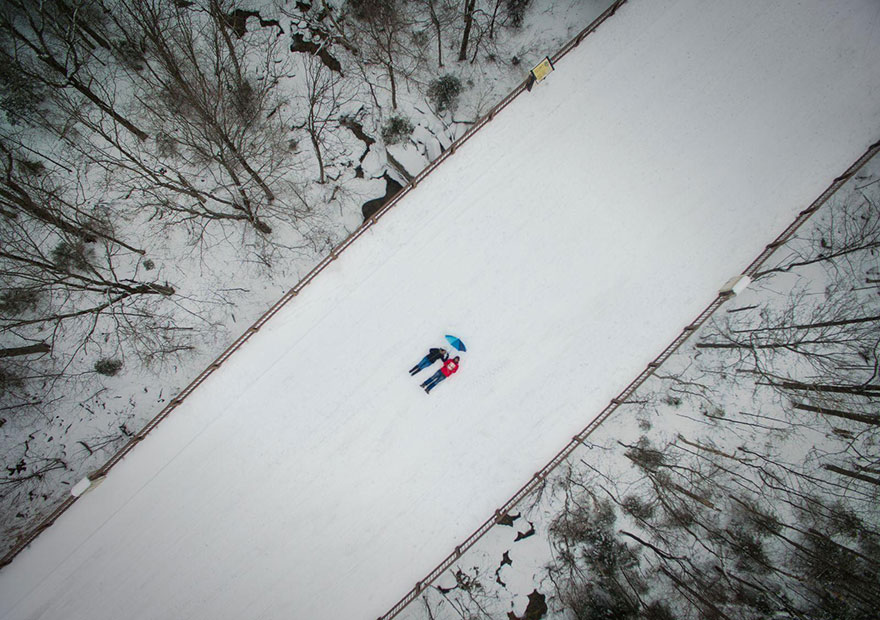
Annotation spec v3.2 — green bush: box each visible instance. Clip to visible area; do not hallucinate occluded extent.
[17,158,46,176]
[381,114,414,145]
[643,601,676,620]
[114,39,146,71]
[155,133,178,158]
[427,74,462,113]
[51,240,92,272]
[561,582,637,620]
[621,494,655,521]
[0,365,24,391]
[348,0,395,22]
[230,79,257,122]
[0,288,40,316]
[506,0,532,28]
[94,358,123,376]
[624,437,666,473]
[0,61,45,124]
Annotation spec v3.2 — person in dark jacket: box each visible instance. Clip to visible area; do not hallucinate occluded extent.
[421,356,459,393]
[409,347,448,375]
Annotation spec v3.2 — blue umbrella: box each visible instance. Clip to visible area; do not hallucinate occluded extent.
[445,334,467,352]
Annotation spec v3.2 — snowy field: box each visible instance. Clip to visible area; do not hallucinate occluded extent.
[2,1,880,619]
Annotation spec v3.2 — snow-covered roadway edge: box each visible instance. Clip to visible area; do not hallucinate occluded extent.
[0,0,630,571]
[375,139,880,620]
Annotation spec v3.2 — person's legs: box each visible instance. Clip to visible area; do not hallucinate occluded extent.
[425,374,446,393]
[421,369,442,388]
[410,356,432,375]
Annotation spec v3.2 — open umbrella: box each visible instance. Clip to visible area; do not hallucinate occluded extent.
[445,334,467,352]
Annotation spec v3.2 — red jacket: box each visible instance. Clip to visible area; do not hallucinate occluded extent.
[440,359,459,377]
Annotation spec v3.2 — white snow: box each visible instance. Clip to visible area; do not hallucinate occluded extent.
[2,1,880,619]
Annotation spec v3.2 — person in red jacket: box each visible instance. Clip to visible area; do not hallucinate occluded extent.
[420,356,459,393]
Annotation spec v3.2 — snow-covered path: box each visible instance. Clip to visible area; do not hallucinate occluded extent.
[2,1,879,619]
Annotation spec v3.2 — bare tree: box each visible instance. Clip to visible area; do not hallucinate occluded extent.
[0,0,148,140]
[346,0,417,109]
[413,0,457,67]
[698,289,879,385]
[0,142,144,253]
[110,0,300,235]
[753,195,880,281]
[0,141,175,383]
[452,0,506,65]
[696,187,879,413]
[293,53,358,184]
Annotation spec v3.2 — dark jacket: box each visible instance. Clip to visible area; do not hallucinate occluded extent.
[427,348,448,363]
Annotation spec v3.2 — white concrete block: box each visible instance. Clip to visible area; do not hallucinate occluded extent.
[720,274,752,296]
[71,478,91,498]
[70,474,107,498]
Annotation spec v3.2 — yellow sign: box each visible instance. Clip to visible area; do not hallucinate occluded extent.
[530,57,554,83]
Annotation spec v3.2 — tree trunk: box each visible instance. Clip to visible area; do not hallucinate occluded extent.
[696,339,836,350]
[732,314,880,333]
[824,464,880,486]
[458,0,476,61]
[387,64,398,109]
[489,0,502,38]
[0,186,95,243]
[767,381,880,396]
[310,133,325,184]
[210,0,245,85]
[792,402,880,426]
[659,566,736,620]
[53,0,112,49]
[0,170,145,254]
[217,133,276,203]
[754,241,880,279]
[32,39,149,140]
[0,343,51,358]
[3,7,145,139]
[426,0,444,66]
[129,10,274,201]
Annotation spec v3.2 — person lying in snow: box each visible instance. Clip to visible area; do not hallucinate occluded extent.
[421,356,460,393]
[408,347,448,376]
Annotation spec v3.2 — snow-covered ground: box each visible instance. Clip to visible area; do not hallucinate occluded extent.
[0,0,610,551]
[2,1,880,619]
[394,155,880,619]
